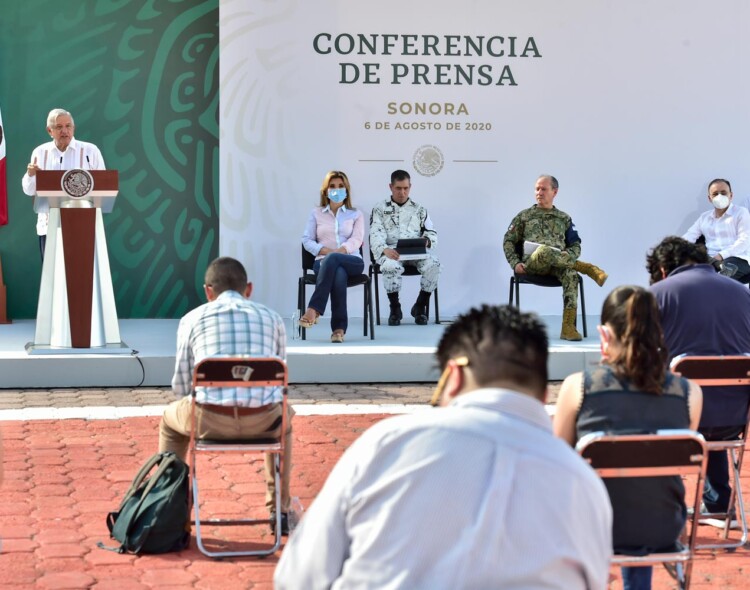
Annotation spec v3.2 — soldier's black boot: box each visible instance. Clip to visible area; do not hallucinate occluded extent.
[387,292,402,326]
[410,290,431,325]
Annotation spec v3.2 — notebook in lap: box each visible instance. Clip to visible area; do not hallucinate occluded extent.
[396,238,428,261]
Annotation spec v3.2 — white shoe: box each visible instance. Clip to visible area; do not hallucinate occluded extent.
[699,516,740,530]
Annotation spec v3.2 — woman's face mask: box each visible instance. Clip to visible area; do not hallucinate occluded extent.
[328,188,347,203]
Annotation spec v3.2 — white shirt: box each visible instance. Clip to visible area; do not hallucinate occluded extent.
[682,202,750,262]
[21,138,105,235]
[275,388,613,590]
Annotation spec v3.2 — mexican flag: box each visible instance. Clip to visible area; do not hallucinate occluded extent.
[0,107,6,226]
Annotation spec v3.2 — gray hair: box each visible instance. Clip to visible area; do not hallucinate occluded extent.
[537,174,559,190]
[47,108,74,128]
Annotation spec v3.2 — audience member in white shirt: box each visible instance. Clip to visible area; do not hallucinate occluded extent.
[275,304,613,590]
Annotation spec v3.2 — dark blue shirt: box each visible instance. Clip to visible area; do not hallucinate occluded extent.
[650,263,750,427]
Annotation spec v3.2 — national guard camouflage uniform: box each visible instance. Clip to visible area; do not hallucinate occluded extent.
[370,198,440,293]
[503,205,581,310]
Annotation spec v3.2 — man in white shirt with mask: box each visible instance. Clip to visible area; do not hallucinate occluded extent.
[22,108,105,260]
[683,178,750,283]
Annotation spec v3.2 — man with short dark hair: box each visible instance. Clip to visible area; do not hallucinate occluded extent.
[648,236,750,525]
[275,305,612,589]
[682,178,750,283]
[158,256,294,534]
[503,175,608,341]
[369,169,440,326]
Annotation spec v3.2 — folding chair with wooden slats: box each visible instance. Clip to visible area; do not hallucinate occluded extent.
[190,356,288,558]
[577,430,708,590]
[670,354,750,550]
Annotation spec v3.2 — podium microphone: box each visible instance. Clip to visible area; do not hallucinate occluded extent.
[59,156,63,170]
[86,155,90,169]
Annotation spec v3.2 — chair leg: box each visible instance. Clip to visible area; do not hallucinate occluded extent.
[192,472,209,556]
[434,287,440,324]
[728,446,748,544]
[192,452,283,558]
[696,444,748,551]
[579,276,587,337]
[363,282,368,337]
[368,279,375,340]
[515,278,520,308]
[271,454,282,546]
[297,279,307,341]
[508,277,515,306]
[373,270,381,325]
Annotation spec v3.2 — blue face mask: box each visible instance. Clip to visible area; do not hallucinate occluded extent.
[328,188,347,203]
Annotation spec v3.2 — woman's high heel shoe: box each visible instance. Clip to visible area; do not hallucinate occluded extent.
[298,310,319,329]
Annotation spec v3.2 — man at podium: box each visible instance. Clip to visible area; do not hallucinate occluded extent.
[21,108,121,352]
[21,108,105,260]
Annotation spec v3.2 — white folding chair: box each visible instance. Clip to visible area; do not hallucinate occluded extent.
[577,429,708,590]
[671,354,750,550]
[190,356,288,558]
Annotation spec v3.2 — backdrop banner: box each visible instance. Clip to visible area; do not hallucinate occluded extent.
[220,0,749,320]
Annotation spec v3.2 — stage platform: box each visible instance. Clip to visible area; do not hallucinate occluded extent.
[0,317,600,388]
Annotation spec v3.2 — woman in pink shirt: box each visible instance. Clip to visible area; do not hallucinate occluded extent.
[300,171,365,343]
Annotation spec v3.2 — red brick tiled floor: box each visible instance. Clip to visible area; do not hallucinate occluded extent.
[0,414,748,589]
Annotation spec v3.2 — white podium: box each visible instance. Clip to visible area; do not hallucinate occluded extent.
[26,169,128,354]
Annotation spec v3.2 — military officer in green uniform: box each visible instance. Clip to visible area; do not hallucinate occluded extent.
[503,175,608,341]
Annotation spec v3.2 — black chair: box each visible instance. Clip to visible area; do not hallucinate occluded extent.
[368,250,440,325]
[508,272,587,337]
[670,354,750,550]
[190,356,289,558]
[297,245,374,340]
[577,429,708,590]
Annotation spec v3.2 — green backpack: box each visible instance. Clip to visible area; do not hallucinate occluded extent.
[99,451,191,554]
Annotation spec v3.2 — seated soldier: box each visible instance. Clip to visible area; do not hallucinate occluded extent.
[503,175,608,341]
[369,169,440,326]
[682,178,750,283]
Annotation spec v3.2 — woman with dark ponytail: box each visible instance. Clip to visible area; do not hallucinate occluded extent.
[554,285,703,590]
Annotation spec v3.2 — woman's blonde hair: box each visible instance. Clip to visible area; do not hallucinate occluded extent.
[319,170,353,208]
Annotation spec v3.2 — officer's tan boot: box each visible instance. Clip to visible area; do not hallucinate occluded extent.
[573,260,608,287]
[560,308,583,341]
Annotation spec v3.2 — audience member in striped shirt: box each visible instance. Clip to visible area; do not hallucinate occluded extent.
[158,256,294,535]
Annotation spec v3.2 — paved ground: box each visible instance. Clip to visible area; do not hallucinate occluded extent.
[0,382,562,410]
[0,383,746,589]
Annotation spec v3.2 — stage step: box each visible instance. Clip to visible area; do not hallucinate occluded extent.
[0,318,600,388]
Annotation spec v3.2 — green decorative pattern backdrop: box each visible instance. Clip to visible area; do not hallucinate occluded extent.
[0,0,219,319]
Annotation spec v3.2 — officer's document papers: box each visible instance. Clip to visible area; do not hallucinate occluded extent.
[523,241,561,256]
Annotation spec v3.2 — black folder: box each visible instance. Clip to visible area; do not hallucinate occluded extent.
[396,238,428,260]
